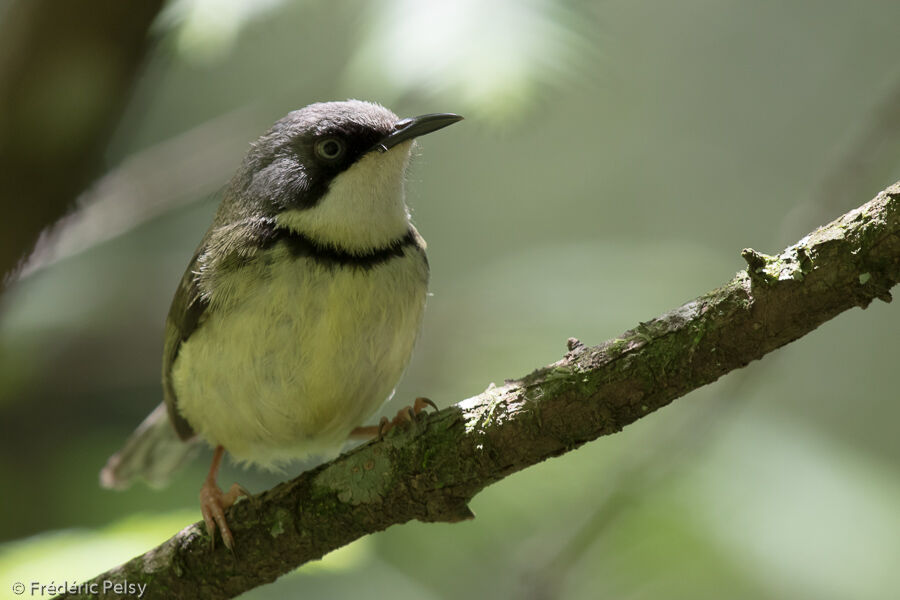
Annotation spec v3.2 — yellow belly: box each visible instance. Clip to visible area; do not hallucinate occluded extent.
[172,245,428,468]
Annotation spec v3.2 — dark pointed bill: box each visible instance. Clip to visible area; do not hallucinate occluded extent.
[375,113,463,152]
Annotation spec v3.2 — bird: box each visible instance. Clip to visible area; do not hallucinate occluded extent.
[100,100,462,549]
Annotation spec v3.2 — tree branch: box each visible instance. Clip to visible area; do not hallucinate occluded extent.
[0,0,164,286]
[60,183,900,600]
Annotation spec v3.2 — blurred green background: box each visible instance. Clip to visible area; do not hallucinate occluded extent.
[2,1,900,598]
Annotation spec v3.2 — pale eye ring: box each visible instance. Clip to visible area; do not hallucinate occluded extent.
[315,137,345,161]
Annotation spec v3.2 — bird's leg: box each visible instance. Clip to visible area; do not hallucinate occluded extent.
[199,445,250,551]
[349,397,437,440]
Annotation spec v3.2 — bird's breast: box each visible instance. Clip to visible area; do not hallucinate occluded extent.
[171,241,428,468]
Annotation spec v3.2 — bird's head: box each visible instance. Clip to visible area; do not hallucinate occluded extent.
[226,100,461,252]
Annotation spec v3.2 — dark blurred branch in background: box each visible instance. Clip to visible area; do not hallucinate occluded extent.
[0,0,164,288]
[59,183,900,600]
[20,109,260,278]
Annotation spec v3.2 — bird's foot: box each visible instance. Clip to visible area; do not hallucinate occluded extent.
[377,397,438,438]
[349,397,437,440]
[199,446,250,551]
[200,478,250,551]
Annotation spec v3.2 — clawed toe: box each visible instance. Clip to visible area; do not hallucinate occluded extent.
[349,397,438,441]
[201,481,250,551]
[200,446,250,551]
[379,397,437,437]
[414,397,437,412]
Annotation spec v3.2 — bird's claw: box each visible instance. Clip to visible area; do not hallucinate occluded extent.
[350,397,438,440]
[377,397,437,439]
[200,480,250,551]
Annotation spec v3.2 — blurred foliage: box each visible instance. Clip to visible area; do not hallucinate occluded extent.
[2,0,900,598]
[344,0,591,121]
[159,0,288,65]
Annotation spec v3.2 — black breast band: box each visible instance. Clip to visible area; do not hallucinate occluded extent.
[264,225,420,270]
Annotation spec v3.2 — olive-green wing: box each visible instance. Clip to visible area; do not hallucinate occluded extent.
[160,216,280,440]
[162,246,209,441]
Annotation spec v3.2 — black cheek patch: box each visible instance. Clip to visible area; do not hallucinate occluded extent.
[288,123,394,211]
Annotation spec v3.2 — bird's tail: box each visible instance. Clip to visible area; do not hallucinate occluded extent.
[100,403,200,490]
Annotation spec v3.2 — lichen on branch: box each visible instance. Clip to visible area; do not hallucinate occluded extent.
[59,182,900,600]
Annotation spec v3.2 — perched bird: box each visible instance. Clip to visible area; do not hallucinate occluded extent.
[100,100,462,549]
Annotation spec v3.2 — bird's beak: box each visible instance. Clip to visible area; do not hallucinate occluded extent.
[375,113,463,152]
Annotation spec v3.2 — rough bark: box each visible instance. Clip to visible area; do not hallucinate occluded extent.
[58,183,900,599]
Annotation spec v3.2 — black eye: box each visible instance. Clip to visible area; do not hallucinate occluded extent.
[315,137,345,161]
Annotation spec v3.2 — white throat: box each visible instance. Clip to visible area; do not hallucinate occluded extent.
[275,140,415,253]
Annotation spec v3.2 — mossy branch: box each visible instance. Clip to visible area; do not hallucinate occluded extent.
[58,183,900,600]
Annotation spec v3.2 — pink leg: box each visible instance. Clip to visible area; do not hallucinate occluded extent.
[199,445,250,550]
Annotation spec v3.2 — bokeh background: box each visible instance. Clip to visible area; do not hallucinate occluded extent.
[2,1,900,598]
